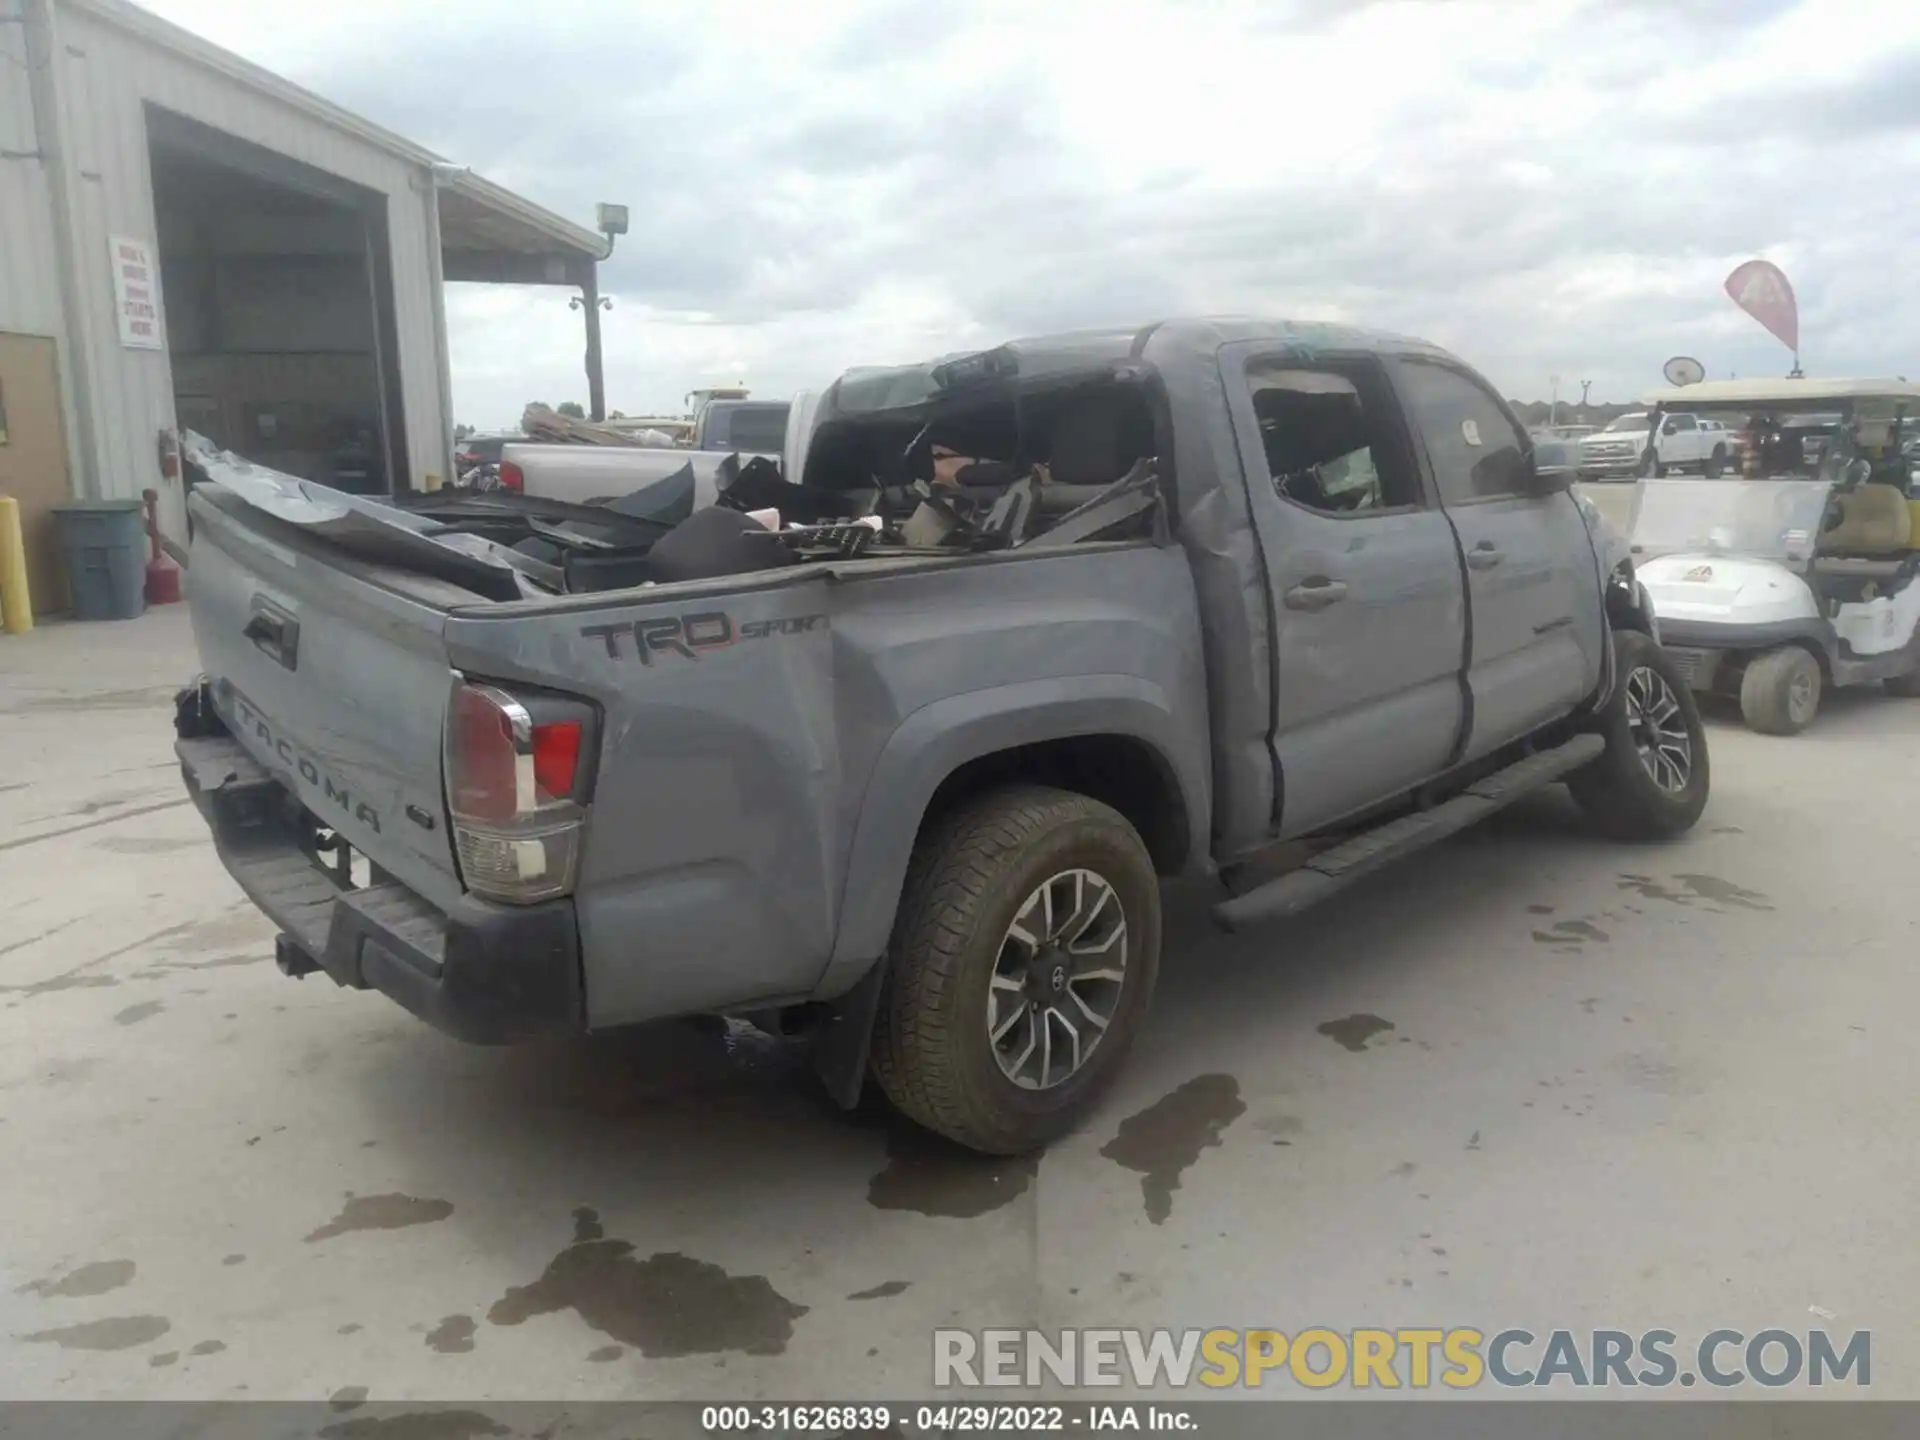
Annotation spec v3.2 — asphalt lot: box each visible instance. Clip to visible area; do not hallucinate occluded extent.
[3,599,1917,1404]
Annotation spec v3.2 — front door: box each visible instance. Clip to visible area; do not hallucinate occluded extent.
[0,334,75,617]
[1221,347,1469,838]
[1392,356,1605,760]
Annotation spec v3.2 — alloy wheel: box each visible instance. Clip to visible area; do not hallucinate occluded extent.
[1624,665,1692,792]
[987,869,1129,1091]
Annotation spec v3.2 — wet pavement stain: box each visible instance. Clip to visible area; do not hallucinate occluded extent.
[329,1387,370,1412]
[222,1254,245,1266]
[1526,904,1556,915]
[425,1315,477,1354]
[114,1000,165,1026]
[1317,1014,1395,1052]
[1618,873,1774,911]
[338,1324,364,1336]
[847,1280,911,1301]
[488,1225,808,1358]
[1673,874,1773,911]
[586,1345,624,1363]
[1531,918,1609,946]
[306,1193,456,1243]
[319,1412,510,1440]
[1388,1161,1418,1180]
[191,1339,226,1356]
[1099,1074,1246,1225]
[19,1315,171,1351]
[866,1128,1039,1218]
[19,1258,136,1298]
[148,1351,179,1368]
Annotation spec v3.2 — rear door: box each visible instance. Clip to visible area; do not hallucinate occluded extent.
[1221,345,1468,838]
[186,489,464,910]
[1392,357,1604,761]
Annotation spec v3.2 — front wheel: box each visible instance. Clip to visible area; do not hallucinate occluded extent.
[1569,629,1711,840]
[870,786,1161,1155]
[1740,645,1821,734]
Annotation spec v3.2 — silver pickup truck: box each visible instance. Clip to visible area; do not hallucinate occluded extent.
[172,317,1708,1154]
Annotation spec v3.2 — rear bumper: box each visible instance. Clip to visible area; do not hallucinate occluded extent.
[174,686,583,1044]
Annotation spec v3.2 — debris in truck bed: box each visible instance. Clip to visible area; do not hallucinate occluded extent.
[521,404,677,448]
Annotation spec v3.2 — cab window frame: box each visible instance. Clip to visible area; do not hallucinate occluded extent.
[1237,352,1431,521]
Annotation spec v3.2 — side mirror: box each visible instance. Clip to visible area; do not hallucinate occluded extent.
[1526,440,1577,493]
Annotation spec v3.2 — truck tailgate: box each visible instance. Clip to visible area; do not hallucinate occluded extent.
[186,489,463,911]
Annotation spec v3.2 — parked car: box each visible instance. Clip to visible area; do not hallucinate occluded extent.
[170,318,1707,1155]
[1578,411,1733,479]
[500,398,793,504]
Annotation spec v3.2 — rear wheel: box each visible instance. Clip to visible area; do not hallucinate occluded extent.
[870,785,1161,1155]
[1740,645,1821,734]
[1569,629,1710,840]
[1883,670,1920,698]
[1703,445,1727,478]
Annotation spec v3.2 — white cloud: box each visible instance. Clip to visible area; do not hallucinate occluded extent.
[140,0,1920,426]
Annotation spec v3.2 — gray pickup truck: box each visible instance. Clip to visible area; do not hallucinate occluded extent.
[173,318,1708,1155]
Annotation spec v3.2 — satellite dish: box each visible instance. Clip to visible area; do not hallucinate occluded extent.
[1664,356,1706,387]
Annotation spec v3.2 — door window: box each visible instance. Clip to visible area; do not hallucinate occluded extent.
[1397,361,1532,504]
[1245,359,1422,516]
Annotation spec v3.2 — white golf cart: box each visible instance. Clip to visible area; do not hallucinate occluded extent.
[1629,377,1920,734]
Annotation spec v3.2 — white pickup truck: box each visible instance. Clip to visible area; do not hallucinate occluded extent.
[1577,411,1734,480]
[499,398,793,505]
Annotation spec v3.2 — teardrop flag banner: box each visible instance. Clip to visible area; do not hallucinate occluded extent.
[1724,260,1799,357]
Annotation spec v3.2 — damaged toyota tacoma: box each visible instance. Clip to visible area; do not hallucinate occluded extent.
[173,318,1707,1155]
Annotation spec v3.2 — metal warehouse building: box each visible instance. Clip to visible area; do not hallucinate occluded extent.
[0,0,616,611]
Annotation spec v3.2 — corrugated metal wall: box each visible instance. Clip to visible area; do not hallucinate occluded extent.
[0,22,65,338]
[50,3,448,532]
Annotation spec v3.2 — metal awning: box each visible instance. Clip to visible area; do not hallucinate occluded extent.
[438,175,606,288]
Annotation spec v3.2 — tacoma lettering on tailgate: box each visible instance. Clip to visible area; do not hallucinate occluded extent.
[223,685,382,832]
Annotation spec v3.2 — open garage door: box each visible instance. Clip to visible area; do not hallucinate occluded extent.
[146,107,409,496]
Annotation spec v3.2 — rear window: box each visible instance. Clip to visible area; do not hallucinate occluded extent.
[710,404,790,453]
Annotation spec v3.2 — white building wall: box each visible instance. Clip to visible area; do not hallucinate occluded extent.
[0,24,64,340]
[48,1,450,534]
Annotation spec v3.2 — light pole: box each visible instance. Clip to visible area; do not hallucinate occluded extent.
[1579,379,1593,416]
[1549,374,1561,428]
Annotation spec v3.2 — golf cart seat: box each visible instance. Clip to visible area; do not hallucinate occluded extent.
[1812,484,1915,591]
[1818,484,1912,556]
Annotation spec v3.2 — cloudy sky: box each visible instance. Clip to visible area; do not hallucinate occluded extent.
[143,0,1919,429]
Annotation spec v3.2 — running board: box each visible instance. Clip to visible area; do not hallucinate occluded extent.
[1211,732,1606,933]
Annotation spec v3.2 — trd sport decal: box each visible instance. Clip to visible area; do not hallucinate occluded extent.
[580,611,827,665]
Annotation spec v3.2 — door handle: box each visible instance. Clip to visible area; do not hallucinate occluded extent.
[243,600,300,670]
[1466,541,1504,571]
[1283,577,1349,611]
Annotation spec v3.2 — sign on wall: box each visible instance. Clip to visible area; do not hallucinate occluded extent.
[110,235,164,350]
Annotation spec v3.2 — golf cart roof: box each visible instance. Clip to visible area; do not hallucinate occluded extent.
[1640,377,1920,409]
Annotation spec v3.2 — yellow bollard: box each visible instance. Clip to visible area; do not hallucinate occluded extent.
[0,494,33,634]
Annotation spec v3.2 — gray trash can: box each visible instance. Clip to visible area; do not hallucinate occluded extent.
[53,500,148,621]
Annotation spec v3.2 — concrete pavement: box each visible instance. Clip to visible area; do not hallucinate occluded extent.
[2,605,1915,1403]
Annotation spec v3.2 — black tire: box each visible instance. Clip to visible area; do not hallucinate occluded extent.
[1739,645,1821,734]
[1568,629,1711,841]
[870,785,1161,1155]
[1703,445,1727,478]
[1883,670,1920,698]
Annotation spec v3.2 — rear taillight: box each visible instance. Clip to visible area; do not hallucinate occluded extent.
[498,460,524,492]
[444,680,596,904]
